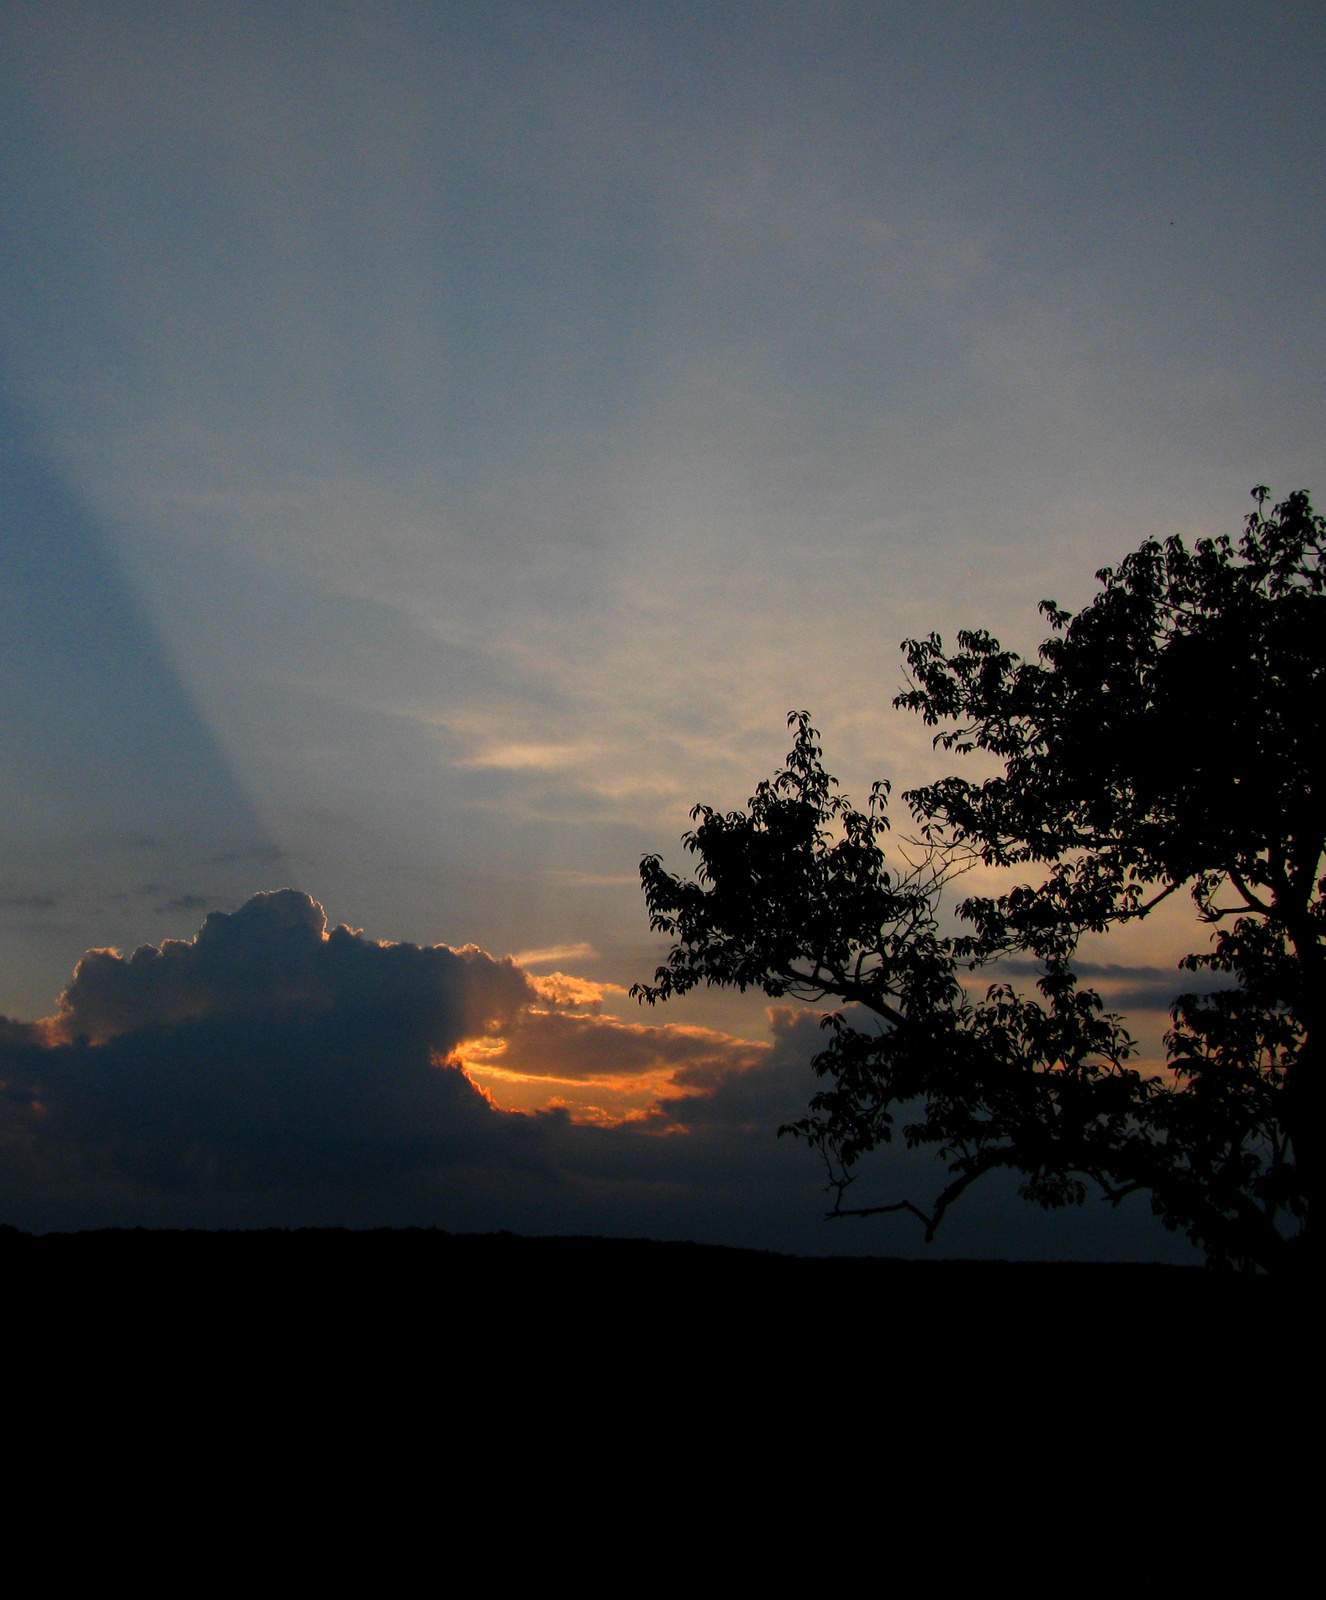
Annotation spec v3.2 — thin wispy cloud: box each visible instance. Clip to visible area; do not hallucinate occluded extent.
[512,942,598,969]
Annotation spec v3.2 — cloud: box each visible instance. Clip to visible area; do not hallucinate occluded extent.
[49,890,531,1047]
[0,891,810,1221]
[525,971,616,1010]
[512,941,597,969]
[0,894,1202,1261]
[657,1008,834,1130]
[468,1008,766,1084]
[0,891,545,1193]
[154,893,210,914]
[460,743,599,772]
[995,959,1234,1013]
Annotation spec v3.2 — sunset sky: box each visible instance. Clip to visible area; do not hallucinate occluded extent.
[0,1,1320,1253]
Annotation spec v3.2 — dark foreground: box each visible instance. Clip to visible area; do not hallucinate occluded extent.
[5,1224,1290,1345]
[4,1228,1301,1474]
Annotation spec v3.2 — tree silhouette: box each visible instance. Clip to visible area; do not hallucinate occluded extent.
[635,489,1320,1273]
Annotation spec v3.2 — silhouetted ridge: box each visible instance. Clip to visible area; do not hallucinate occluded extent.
[1,1222,1280,1315]
[7,1226,1298,1467]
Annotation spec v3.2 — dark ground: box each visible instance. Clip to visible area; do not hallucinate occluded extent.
[3,1227,1301,1496]
[5,1223,1291,1357]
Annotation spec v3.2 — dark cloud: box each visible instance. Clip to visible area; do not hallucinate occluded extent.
[155,893,211,914]
[50,890,528,1046]
[995,959,1234,1013]
[0,892,840,1238]
[1106,983,1236,1013]
[0,895,1202,1261]
[660,1008,832,1129]
[0,891,540,1196]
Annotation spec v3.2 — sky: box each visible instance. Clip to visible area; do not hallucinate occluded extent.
[0,0,1320,1252]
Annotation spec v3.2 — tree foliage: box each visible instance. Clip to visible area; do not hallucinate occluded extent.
[635,489,1320,1272]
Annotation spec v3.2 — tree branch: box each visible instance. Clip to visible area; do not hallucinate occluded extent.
[826,1198,937,1229]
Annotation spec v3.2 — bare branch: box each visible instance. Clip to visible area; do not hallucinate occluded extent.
[827,1198,936,1230]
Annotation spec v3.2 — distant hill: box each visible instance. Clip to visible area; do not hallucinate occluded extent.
[6,1227,1295,1465]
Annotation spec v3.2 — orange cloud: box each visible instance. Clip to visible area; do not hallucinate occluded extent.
[525,971,625,1011]
[469,1008,767,1081]
[457,1004,771,1121]
[513,942,598,969]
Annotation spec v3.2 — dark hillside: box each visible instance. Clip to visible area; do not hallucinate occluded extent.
[4,1227,1298,1480]
[5,1224,1287,1354]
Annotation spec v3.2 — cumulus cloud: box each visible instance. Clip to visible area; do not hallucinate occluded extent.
[0,894,1198,1260]
[0,891,825,1229]
[51,889,529,1047]
[0,891,547,1194]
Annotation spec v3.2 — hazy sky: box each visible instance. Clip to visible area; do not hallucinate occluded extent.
[0,1,1319,1251]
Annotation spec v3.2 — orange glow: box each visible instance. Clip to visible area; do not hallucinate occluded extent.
[525,970,624,1009]
[459,1054,688,1121]
[453,999,769,1123]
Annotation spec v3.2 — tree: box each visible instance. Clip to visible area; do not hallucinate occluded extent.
[634,488,1320,1273]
